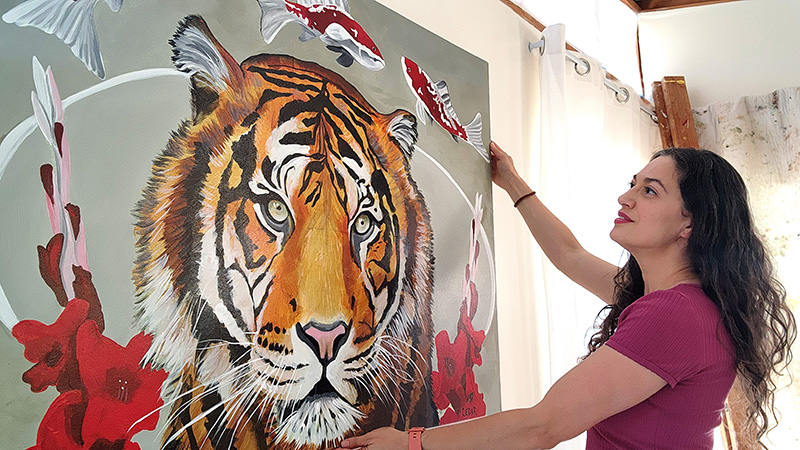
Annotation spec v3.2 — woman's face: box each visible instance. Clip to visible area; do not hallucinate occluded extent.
[610,156,692,255]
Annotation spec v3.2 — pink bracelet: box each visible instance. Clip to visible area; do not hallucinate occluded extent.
[408,427,425,450]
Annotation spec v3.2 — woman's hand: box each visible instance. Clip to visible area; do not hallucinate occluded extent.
[334,427,407,450]
[490,141,527,200]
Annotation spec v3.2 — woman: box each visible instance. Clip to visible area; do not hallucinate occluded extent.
[336,142,795,449]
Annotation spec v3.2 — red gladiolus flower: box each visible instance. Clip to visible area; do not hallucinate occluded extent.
[28,388,142,450]
[76,321,167,445]
[13,299,89,393]
[432,328,468,410]
[438,407,460,425]
[451,369,486,422]
[26,390,85,450]
[438,369,486,425]
[457,304,486,368]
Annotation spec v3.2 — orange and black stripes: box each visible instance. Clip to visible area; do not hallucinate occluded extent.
[134,17,437,450]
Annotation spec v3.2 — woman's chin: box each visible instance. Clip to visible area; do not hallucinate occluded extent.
[609,230,633,253]
[609,227,622,244]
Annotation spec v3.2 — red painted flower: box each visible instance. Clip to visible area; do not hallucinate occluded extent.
[457,303,486,368]
[438,369,486,424]
[27,387,142,450]
[438,407,459,425]
[13,299,89,393]
[431,328,469,410]
[26,390,85,450]
[76,321,167,445]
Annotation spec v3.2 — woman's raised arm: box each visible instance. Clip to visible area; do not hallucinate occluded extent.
[490,141,618,304]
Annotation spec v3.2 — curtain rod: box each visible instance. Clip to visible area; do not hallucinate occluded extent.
[529,37,658,123]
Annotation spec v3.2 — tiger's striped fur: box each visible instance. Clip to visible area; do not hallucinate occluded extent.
[132,15,437,450]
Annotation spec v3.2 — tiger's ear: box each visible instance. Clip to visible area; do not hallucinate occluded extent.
[170,15,245,120]
[387,110,418,161]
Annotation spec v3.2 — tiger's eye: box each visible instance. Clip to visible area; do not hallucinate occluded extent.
[354,213,371,235]
[267,199,289,223]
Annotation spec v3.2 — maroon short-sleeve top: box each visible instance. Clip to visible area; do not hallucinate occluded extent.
[587,284,737,449]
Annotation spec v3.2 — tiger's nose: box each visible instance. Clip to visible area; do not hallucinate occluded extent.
[296,321,349,363]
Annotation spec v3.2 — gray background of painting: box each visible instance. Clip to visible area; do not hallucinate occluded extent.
[0,0,497,447]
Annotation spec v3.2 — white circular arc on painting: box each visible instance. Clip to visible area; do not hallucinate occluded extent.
[414,145,497,334]
[0,68,497,337]
[0,68,188,331]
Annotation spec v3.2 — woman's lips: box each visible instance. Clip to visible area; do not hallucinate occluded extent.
[615,211,633,224]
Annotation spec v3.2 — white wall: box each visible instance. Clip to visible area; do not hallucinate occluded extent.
[376,0,547,409]
[638,0,800,108]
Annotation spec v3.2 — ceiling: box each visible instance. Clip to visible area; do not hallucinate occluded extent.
[620,0,743,13]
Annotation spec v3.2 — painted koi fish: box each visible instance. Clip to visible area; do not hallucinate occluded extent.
[258,0,384,70]
[2,0,124,79]
[401,57,488,162]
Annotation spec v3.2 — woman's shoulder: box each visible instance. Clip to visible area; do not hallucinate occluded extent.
[615,283,735,368]
[623,283,721,325]
[640,283,712,307]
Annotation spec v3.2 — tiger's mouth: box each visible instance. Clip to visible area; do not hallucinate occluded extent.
[271,362,364,446]
[278,372,345,415]
[306,373,338,399]
[274,393,364,447]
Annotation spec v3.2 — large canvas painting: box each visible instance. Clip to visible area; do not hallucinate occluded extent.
[0,1,498,449]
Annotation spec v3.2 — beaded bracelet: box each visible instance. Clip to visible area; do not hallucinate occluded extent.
[513,191,536,208]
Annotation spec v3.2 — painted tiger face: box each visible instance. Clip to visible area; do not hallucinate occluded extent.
[133,16,436,449]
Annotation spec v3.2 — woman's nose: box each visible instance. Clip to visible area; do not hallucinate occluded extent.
[618,189,634,207]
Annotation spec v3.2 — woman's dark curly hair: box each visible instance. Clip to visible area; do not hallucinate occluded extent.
[587,148,796,446]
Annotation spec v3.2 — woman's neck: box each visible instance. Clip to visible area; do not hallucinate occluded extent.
[635,250,700,295]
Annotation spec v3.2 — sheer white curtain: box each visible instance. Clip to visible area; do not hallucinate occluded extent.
[532,24,659,449]
[693,87,800,448]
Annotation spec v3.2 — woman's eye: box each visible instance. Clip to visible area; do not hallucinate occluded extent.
[628,181,635,188]
[354,213,372,235]
[267,199,289,223]
[645,186,657,195]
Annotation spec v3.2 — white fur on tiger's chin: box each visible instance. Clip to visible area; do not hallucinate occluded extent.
[275,395,363,448]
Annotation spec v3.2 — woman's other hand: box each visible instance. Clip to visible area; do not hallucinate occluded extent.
[490,141,527,199]
[334,427,407,450]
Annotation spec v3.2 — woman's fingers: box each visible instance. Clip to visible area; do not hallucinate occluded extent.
[338,434,369,448]
[489,140,502,156]
[489,141,517,191]
[334,427,406,450]
[490,140,510,161]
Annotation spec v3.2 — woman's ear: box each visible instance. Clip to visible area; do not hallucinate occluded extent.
[679,208,693,240]
[680,221,692,240]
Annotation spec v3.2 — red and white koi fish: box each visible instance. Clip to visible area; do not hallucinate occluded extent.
[258,0,384,70]
[401,57,488,162]
[2,0,124,79]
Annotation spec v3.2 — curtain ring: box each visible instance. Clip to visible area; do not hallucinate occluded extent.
[574,58,590,76]
[615,87,630,104]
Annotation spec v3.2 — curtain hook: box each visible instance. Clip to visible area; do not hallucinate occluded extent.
[528,36,545,56]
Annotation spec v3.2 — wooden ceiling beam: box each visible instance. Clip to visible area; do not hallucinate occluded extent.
[633,0,743,13]
[619,0,642,13]
[498,0,580,52]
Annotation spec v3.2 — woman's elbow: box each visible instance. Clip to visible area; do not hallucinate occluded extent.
[518,408,569,450]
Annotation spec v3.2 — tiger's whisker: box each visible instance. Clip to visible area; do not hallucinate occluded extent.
[161,400,226,450]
